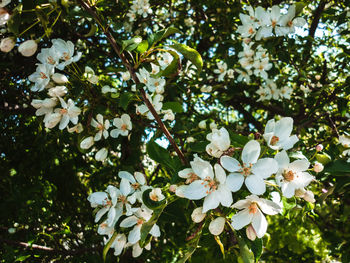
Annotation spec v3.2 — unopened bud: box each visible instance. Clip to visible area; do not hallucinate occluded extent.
[313,162,324,173]
[198,120,206,129]
[191,207,206,223]
[209,217,225,236]
[8,228,16,234]
[186,137,195,143]
[315,74,321,80]
[0,37,15,52]
[18,40,38,57]
[169,184,177,193]
[246,225,257,241]
[303,190,315,203]
[315,144,323,152]
[52,73,69,84]
[209,122,217,130]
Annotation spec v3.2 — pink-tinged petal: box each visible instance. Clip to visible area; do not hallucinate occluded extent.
[256,198,282,215]
[120,216,138,228]
[214,164,226,185]
[251,209,267,238]
[203,191,220,213]
[252,158,278,179]
[274,150,290,170]
[289,159,310,173]
[220,156,240,172]
[245,174,266,195]
[218,185,233,207]
[242,140,260,165]
[231,208,253,230]
[226,173,244,192]
[183,180,207,200]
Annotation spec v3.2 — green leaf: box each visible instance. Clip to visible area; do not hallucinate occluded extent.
[148,27,181,47]
[139,203,166,246]
[230,132,249,147]
[136,40,149,53]
[103,232,118,262]
[237,235,255,263]
[170,41,203,73]
[324,160,350,176]
[163,101,183,113]
[295,2,307,16]
[282,196,296,217]
[189,141,207,153]
[122,36,142,52]
[251,238,263,262]
[146,140,177,172]
[178,224,203,263]
[15,255,31,262]
[119,92,134,110]
[316,153,332,165]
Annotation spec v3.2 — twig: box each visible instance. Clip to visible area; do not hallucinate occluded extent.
[77,0,187,165]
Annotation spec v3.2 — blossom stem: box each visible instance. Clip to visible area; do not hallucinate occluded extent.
[77,0,187,165]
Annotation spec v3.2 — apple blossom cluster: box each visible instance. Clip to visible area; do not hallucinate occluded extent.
[29,39,83,131]
[256,79,293,101]
[134,52,175,122]
[175,117,315,239]
[237,5,306,40]
[87,171,163,258]
[126,0,152,23]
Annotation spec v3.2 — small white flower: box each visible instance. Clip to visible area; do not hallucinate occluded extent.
[112,233,127,256]
[52,38,82,70]
[206,127,230,158]
[136,94,163,120]
[275,150,314,198]
[121,71,131,81]
[231,195,281,238]
[263,117,299,150]
[339,135,350,148]
[198,120,206,129]
[158,52,173,69]
[84,66,99,84]
[91,114,110,141]
[67,123,83,134]
[52,98,81,130]
[220,140,278,195]
[37,47,60,67]
[28,64,54,92]
[18,40,38,57]
[80,136,94,149]
[52,73,69,84]
[149,188,165,202]
[110,114,132,138]
[162,109,175,121]
[213,62,228,82]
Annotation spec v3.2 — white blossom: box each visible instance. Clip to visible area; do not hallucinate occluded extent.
[91,114,110,141]
[206,127,230,158]
[110,114,132,138]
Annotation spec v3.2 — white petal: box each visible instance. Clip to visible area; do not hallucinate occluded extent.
[119,171,136,184]
[135,172,146,185]
[256,198,282,215]
[274,150,290,170]
[252,209,267,238]
[120,178,131,196]
[128,225,141,244]
[202,191,220,213]
[132,242,143,257]
[183,180,207,200]
[220,156,240,172]
[178,168,194,179]
[190,155,214,179]
[282,135,299,150]
[113,234,126,256]
[209,217,226,236]
[218,185,233,207]
[252,158,278,179]
[289,159,310,173]
[281,182,296,198]
[214,164,226,185]
[245,174,266,195]
[226,173,244,192]
[150,224,160,237]
[232,199,250,209]
[95,207,109,223]
[242,140,260,165]
[231,208,253,230]
[275,117,293,140]
[120,216,138,228]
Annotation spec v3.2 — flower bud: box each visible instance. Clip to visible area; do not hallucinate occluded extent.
[44,112,61,129]
[52,73,69,84]
[243,38,252,44]
[80,136,94,149]
[191,207,206,223]
[121,71,131,81]
[209,122,217,130]
[0,8,10,26]
[315,144,323,152]
[313,162,324,173]
[303,190,315,203]
[186,137,195,143]
[315,74,321,80]
[95,147,108,161]
[18,40,38,57]
[8,228,16,234]
[175,185,186,198]
[0,37,15,52]
[198,120,206,129]
[209,217,226,236]
[169,184,177,193]
[246,225,257,241]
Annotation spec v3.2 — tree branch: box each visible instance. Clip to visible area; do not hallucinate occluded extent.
[77,0,187,165]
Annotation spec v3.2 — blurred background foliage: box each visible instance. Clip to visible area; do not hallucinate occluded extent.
[1,0,350,262]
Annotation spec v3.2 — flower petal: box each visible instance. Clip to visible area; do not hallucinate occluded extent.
[118,171,136,184]
[226,173,244,192]
[231,208,253,230]
[183,180,207,200]
[256,198,282,215]
[274,150,290,170]
[202,191,220,213]
[242,140,260,165]
[214,164,226,185]
[128,225,141,244]
[252,209,267,238]
[252,158,278,179]
[220,156,240,172]
[289,159,310,173]
[245,174,266,195]
[120,216,138,228]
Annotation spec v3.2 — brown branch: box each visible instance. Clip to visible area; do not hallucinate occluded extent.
[309,0,327,39]
[77,0,187,165]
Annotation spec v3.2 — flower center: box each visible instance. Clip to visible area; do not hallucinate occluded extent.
[202,176,217,194]
[220,68,225,73]
[249,203,258,214]
[97,124,104,131]
[283,170,295,182]
[47,56,55,65]
[131,182,140,190]
[287,20,293,28]
[150,192,160,201]
[121,123,128,131]
[118,195,127,204]
[271,20,277,28]
[63,52,71,61]
[270,136,279,146]
[137,218,144,225]
[239,163,253,176]
[185,172,200,184]
[40,72,48,79]
[59,108,67,115]
[248,27,255,35]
